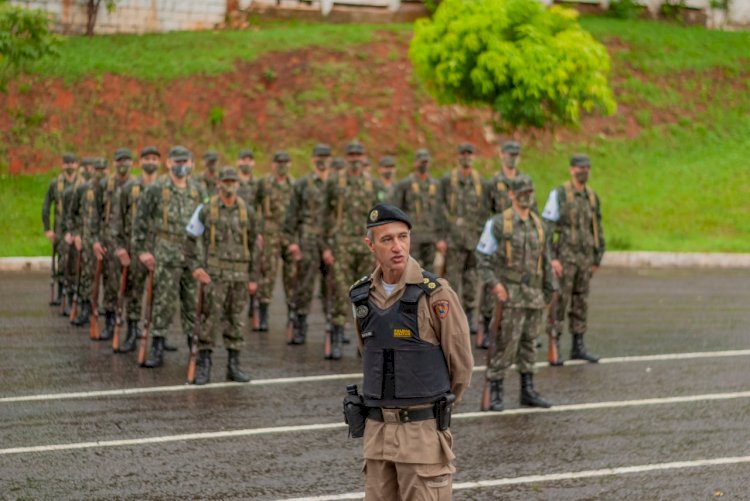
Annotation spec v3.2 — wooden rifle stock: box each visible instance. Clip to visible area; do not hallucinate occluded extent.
[89,258,102,340]
[480,299,504,411]
[49,244,57,305]
[547,291,562,366]
[186,283,203,384]
[286,257,301,344]
[138,270,154,366]
[69,251,81,321]
[112,265,128,352]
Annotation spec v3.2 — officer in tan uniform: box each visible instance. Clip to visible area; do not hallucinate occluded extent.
[348,203,473,500]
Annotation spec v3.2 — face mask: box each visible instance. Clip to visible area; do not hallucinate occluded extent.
[416,161,428,174]
[220,183,239,196]
[516,192,534,209]
[171,164,189,178]
[315,159,327,171]
[238,163,252,175]
[116,161,131,175]
[206,163,217,174]
[459,157,472,168]
[141,162,159,174]
[81,169,92,180]
[574,170,589,184]
[348,159,362,172]
[94,169,106,179]
[505,155,520,169]
[63,167,77,176]
[276,163,289,177]
[381,170,394,181]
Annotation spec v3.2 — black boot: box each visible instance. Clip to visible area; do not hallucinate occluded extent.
[100,310,116,341]
[291,314,307,345]
[142,337,165,368]
[50,281,63,306]
[117,320,139,353]
[62,292,73,317]
[481,316,491,349]
[72,300,91,327]
[194,350,212,385]
[466,309,477,335]
[328,325,343,360]
[489,380,504,412]
[571,333,599,363]
[258,303,269,332]
[163,338,178,352]
[520,373,552,408]
[226,349,251,382]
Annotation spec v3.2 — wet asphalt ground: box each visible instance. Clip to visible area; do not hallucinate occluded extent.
[1,268,749,500]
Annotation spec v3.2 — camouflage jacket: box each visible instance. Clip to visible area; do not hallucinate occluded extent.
[198,173,218,199]
[185,195,257,282]
[110,176,154,251]
[392,173,443,242]
[42,173,78,236]
[254,174,294,238]
[541,181,605,266]
[238,177,256,209]
[375,181,396,204]
[438,168,490,249]
[487,169,539,216]
[324,170,383,247]
[476,208,556,309]
[283,172,327,247]
[67,175,106,242]
[94,174,133,245]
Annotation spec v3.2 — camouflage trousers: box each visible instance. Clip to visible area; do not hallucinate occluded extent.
[199,279,248,352]
[444,243,478,313]
[479,284,495,323]
[411,238,436,273]
[331,238,373,327]
[125,258,147,322]
[102,240,121,312]
[293,239,332,317]
[55,239,77,290]
[555,258,593,336]
[486,307,542,381]
[258,235,295,306]
[78,241,95,300]
[151,259,196,340]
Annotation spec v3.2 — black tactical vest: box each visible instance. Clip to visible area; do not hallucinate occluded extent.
[350,272,451,408]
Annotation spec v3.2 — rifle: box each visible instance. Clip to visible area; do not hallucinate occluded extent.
[111,264,128,352]
[250,240,262,331]
[286,257,301,344]
[480,299,505,411]
[69,249,82,322]
[89,258,102,340]
[547,291,563,366]
[49,243,57,305]
[59,244,72,316]
[186,283,203,384]
[137,270,154,366]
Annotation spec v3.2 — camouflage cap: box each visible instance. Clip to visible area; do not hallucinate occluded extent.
[168,145,191,161]
[238,149,254,160]
[366,203,412,230]
[500,141,521,154]
[80,157,95,167]
[415,148,431,161]
[218,166,240,182]
[313,143,332,157]
[346,141,365,155]
[203,151,219,162]
[114,148,133,161]
[378,155,396,167]
[62,152,77,163]
[570,153,591,167]
[140,145,160,158]
[509,174,534,193]
[93,157,108,169]
[458,143,475,154]
[273,150,291,163]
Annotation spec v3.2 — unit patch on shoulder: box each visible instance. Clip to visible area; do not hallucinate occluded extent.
[433,301,449,320]
[393,329,412,338]
[355,305,369,318]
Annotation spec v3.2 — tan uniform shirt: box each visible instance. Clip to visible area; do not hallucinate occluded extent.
[354,257,474,465]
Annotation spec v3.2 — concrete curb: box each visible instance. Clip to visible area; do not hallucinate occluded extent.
[1,252,750,271]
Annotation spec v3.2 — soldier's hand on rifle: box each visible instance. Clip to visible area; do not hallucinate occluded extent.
[115,248,130,267]
[323,249,335,266]
[247,281,257,295]
[45,230,56,243]
[192,268,211,285]
[93,242,107,261]
[257,234,265,251]
[288,243,302,261]
[139,252,155,271]
[491,283,508,303]
[436,240,448,254]
[64,232,74,245]
[551,259,563,279]
[74,236,82,251]
[591,265,598,275]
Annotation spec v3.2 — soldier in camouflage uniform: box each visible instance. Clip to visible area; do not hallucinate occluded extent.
[438,143,489,334]
[111,146,162,353]
[186,167,258,385]
[392,148,442,272]
[322,141,384,359]
[331,156,344,173]
[254,151,295,331]
[93,148,135,341]
[541,153,605,364]
[235,149,261,322]
[476,174,556,411]
[375,156,397,203]
[68,157,108,327]
[42,153,79,311]
[284,144,333,345]
[198,151,219,198]
[134,146,203,368]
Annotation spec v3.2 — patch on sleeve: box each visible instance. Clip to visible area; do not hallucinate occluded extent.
[541,189,560,222]
[476,219,498,255]
[433,300,450,320]
[186,204,205,237]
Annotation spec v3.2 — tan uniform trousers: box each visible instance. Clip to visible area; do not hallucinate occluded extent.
[364,457,453,501]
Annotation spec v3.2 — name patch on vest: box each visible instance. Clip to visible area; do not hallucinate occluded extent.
[361,331,374,339]
[393,329,412,338]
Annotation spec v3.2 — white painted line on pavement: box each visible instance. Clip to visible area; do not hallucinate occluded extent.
[2,389,750,456]
[3,349,750,404]
[281,455,750,501]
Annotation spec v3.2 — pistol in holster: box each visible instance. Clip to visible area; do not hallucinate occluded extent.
[343,384,367,439]
[434,393,456,431]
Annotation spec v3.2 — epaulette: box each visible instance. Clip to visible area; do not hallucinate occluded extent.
[417,270,441,296]
[349,275,371,293]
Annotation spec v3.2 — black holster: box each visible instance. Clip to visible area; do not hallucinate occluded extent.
[343,393,367,439]
[435,393,456,431]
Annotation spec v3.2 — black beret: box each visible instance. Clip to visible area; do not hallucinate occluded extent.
[62,153,77,163]
[458,143,475,154]
[501,141,521,154]
[570,153,591,167]
[114,148,132,161]
[313,143,332,156]
[140,146,160,158]
[366,203,412,230]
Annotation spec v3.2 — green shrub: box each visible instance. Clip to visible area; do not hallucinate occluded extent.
[608,0,641,20]
[409,0,616,129]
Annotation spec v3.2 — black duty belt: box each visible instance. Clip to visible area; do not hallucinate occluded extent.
[367,407,436,424]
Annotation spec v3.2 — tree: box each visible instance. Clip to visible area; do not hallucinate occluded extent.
[409,0,616,130]
[85,0,118,36]
[0,2,59,91]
